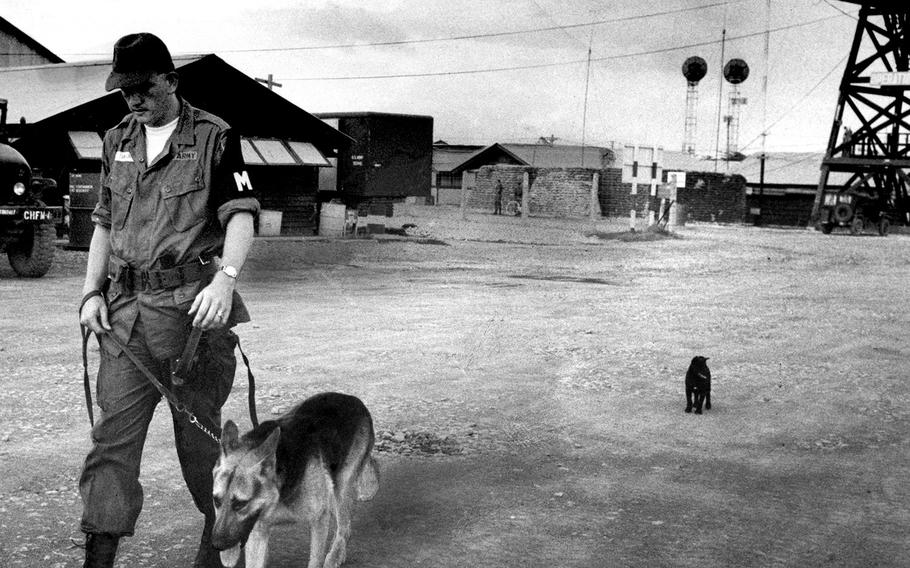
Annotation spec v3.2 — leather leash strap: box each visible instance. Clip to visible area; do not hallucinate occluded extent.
[80,325,261,443]
[171,326,204,386]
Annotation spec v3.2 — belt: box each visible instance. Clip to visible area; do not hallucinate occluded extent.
[109,255,216,293]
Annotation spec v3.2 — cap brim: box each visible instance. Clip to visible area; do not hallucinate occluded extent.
[105,70,155,92]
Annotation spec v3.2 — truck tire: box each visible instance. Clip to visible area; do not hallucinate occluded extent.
[878,218,890,236]
[8,221,55,277]
[849,216,864,236]
[833,203,853,223]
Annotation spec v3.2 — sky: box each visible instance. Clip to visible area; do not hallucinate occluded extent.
[3,0,861,155]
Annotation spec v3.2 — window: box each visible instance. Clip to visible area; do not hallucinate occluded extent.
[68,131,103,160]
[287,141,331,166]
[249,139,297,165]
[436,172,463,189]
[240,139,265,165]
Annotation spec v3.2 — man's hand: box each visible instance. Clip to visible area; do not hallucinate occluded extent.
[189,271,235,330]
[80,295,112,334]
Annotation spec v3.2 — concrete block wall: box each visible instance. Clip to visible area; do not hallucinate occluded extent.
[528,168,601,217]
[597,168,654,218]
[462,164,747,222]
[596,168,747,223]
[470,165,534,212]
[471,165,601,218]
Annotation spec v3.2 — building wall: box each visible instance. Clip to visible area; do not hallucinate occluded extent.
[469,165,603,218]
[470,165,530,211]
[674,171,747,223]
[333,114,433,200]
[745,189,815,226]
[596,169,747,223]
[252,166,320,235]
[596,168,652,217]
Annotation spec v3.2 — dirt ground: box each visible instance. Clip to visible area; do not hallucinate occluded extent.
[1,209,909,568]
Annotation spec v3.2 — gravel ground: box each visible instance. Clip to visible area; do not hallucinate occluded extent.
[1,208,909,567]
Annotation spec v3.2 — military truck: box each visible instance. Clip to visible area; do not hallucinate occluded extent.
[0,99,61,277]
[817,187,891,237]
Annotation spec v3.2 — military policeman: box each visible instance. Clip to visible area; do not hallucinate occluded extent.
[77,33,259,568]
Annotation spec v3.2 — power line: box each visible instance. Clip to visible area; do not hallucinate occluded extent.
[822,0,858,20]
[739,52,848,153]
[525,0,591,49]
[209,0,747,55]
[282,14,842,82]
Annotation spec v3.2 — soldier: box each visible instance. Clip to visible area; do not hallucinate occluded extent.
[77,33,260,568]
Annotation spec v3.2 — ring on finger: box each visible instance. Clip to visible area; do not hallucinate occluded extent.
[215,310,224,319]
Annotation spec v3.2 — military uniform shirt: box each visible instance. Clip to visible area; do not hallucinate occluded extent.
[91,98,260,359]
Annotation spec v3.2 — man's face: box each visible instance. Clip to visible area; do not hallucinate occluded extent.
[120,73,177,126]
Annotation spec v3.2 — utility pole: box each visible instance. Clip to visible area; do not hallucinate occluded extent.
[757,0,770,226]
[255,74,283,90]
[713,3,728,172]
[580,29,594,168]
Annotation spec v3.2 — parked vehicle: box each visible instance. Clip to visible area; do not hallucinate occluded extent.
[817,189,891,236]
[0,99,61,277]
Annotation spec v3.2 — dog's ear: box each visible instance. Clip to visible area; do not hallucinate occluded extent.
[220,420,240,454]
[254,427,281,472]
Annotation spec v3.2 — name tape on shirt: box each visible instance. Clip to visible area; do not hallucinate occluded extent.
[233,171,253,192]
[175,151,198,161]
[115,151,133,162]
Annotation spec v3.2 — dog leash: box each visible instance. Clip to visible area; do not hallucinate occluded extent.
[80,320,260,444]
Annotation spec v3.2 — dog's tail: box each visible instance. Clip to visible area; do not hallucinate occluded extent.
[356,456,380,501]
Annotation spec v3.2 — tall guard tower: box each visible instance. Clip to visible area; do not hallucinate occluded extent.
[811,1,910,226]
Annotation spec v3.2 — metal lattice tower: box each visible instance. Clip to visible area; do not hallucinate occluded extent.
[811,1,910,224]
[682,56,707,155]
[684,83,699,154]
[724,85,746,155]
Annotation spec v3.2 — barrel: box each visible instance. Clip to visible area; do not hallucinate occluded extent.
[257,209,283,236]
[318,202,347,237]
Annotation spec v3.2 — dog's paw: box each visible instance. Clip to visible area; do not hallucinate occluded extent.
[694,408,703,415]
[324,540,347,568]
[705,403,711,410]
[684,407,692,413]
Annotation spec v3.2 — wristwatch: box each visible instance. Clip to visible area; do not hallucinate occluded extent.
[220,264,239,279]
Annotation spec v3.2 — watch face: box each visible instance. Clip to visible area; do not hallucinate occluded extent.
[221,265,239,278]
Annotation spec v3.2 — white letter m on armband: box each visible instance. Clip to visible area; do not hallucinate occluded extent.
[233,171,253,192]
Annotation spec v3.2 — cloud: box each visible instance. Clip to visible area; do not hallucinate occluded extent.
[239,2,412,51]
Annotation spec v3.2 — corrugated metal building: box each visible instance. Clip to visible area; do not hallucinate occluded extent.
[315,112,433,214]
[0,17,63,68]
[730,153,849,226]
[0,54,350,242]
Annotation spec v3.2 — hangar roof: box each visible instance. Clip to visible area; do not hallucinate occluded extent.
[0,54,351,155]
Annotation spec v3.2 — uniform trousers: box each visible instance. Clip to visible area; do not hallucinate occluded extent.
[79,313,237,536]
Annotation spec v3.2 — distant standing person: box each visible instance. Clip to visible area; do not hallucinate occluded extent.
[494,179,503,215]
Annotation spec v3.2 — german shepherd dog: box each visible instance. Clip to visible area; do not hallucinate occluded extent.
[211,392,380,568]
[684,356,712,414]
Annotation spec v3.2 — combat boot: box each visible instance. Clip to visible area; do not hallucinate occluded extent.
[193,517,224,568]
[83,533,119,568]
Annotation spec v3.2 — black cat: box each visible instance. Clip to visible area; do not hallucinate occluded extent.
[685,356,711,414]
